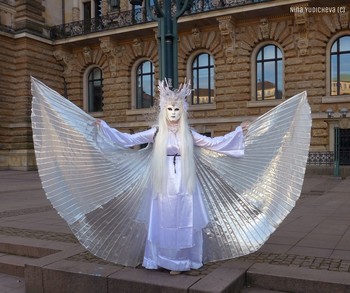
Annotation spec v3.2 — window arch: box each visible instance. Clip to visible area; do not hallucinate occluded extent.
[191,53,215,104]
[136,60,154,109]
[87,67,103,112]
[330,35,350,96]
[256,44,283,100]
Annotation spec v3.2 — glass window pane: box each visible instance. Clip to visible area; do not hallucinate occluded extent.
[198,69,208,88]
[257,50,262,61]
[256,45,284,100]
[209,67,214,103]
[136,61,154,109]
[143,75,151,95]
[340,54,350,76]
[88,82,94,111]
[331,55,338,95]
[277,60,283,99]
[339,36,350,52]
[198,54,208,66]
[256,62,262,82]
[143,61,151,73]
[88,67,103,112]
[277,47,282,58]
[331,40,338,53]
[199,68,209,104]
[263,45,275,59]
[192,69,198,104]
[93,68,101,79]
[264,62,275,82]
[331,35,350,96]
[191,53,215,104]
[339,54,350,95]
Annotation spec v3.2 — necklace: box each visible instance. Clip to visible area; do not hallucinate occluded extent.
[168,123,179,134]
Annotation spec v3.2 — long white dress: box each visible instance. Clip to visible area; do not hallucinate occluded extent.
[31,77,311,268]
[98,120,245,271]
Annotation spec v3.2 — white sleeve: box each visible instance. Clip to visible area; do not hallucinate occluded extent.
[192,126,245,157]
[98,120,156,147]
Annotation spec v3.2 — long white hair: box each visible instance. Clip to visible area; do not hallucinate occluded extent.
[151,98,196,195]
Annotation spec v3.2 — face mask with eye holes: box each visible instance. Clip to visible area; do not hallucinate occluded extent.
[166,104,181,122]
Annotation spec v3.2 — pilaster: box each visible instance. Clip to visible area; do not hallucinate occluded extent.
[217,15,235,64]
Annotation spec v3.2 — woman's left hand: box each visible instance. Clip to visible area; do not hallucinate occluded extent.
[240,120,250,135]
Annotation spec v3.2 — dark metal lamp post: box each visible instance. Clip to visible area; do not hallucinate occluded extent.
[130,0,193,88]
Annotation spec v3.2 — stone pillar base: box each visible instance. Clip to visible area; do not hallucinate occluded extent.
[0,149,37,171]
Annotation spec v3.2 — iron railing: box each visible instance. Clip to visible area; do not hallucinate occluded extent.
[307,151,334,165]
[50,0,272,40]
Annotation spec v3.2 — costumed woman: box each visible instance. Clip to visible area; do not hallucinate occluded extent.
[31,77,311,275]
[96,81,248,274]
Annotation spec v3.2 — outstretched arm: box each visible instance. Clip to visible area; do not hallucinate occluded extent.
[192,126,245,157]
[96,119,156,148]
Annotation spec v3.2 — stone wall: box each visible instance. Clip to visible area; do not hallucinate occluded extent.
[1,0,350,170]
[54,8,350,145]
[0,34,61,170]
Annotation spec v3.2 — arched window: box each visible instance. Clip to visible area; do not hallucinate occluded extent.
[331,35,350,96]
[256,45,283,100]
[191,53,215,104]
[136,60,154,109]
[87,67,103,112]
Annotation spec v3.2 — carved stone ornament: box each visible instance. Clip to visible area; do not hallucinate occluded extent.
[83,47,92,64]
[192,27,201,47]
[293,5,308,27]
[217,16,235,63]
[100,38,122,77]
[298,33,309,56]
[132,38,144,57]
[338,6,349,29]
[259,18,270,39]
[293,5,309,56]
[53,50,74,76]
[114,45,125,59]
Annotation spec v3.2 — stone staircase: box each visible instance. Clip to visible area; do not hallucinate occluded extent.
[0,236,251,293]
[243,263,350,293]
[2,237,350,293]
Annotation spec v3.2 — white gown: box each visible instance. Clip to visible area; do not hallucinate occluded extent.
[31,77,311,268]
[98,120,245,271]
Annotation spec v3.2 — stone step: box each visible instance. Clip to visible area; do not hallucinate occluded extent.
[0,236,253,293]
[241,287,288,292]
[0,253,34,277]
[0,235,80,278]
[246,263,350,293]
[25,259,251,293]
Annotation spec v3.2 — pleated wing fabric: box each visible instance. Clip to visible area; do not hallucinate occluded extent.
[31,77,153,266]
[31,77,311,266]
[196,91,311,263]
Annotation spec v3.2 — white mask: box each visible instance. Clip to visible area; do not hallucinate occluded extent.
[166,105,181,122]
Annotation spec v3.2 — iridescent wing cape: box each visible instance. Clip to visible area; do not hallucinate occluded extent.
[31,77,311,267]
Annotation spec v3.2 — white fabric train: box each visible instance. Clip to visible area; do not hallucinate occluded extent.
[31,77,311,267]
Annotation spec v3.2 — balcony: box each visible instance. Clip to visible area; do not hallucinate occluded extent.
[50,0,272,40]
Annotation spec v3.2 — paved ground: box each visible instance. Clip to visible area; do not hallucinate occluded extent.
[0,170,350,292]
[0,273,25,293]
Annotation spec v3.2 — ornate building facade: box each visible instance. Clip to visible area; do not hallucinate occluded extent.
[0,0,349,173]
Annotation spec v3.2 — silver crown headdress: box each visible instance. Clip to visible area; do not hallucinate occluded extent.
[158,79,192,112]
